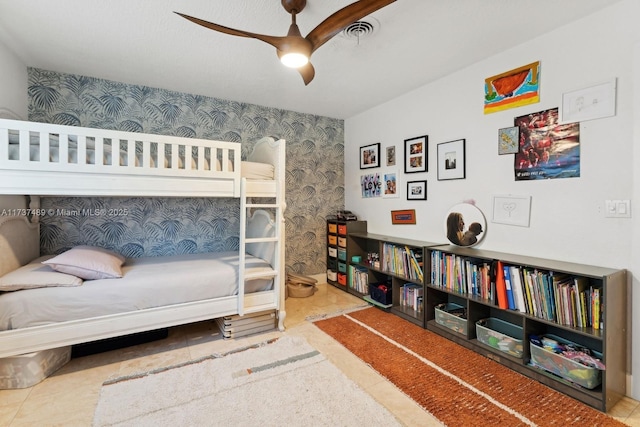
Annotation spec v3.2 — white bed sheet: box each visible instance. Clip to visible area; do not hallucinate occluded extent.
[0,251,273,331]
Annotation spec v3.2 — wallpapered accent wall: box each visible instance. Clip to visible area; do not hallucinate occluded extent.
[28,68,344,275]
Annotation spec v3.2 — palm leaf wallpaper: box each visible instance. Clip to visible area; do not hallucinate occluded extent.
[29,68,344,275]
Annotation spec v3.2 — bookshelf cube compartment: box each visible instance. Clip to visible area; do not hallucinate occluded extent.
[435,303,467,335]
[328,223,337,233]
[529,335,603,389]
[338,262,347,273]
[369,283,392,305]
[328,235,337,245]
[337,273,347,286]
[328,247,337,257]
[337,224,347,235]
[338,237,347,247]
[327,270,337,282]
[476,318,523,358]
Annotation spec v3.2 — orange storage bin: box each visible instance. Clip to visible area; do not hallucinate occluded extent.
[337,272,347,286]
[328,223,337,233]
[328,235,337,245]
[338,224,347,235]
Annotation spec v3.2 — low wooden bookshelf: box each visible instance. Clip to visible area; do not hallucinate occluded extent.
[339,231,627,412]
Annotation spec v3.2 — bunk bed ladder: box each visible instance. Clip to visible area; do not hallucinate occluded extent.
[238,177,285,319]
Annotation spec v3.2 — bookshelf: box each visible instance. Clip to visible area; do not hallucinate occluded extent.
[347,232,441,327]
[336,230,626,412]
[427,244,627,412]
[326,219,367,293]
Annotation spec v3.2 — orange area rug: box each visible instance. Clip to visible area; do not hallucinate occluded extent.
[314,307,626,427]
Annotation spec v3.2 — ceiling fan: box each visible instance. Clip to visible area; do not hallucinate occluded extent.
[175,0,396,85]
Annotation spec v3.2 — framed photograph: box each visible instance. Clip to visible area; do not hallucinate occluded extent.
[437,139,466,180]
[498,126,519,155]
[361,173,382,198]
[404,135,428,173]
[360,143,380,169]
[391,209,416,225]
[383,171,398,198]
[386,146,396,166]
[492,195,531,227]
[407,180,426,200]
[560,78,617,124]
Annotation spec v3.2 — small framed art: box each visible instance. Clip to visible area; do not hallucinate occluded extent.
[360,143,380,169]
[386,146,396,166]
[498,126,519,155]
[407,180,426,200]
[391,209,416,225]
[404,135,428,173]
[560,78,617,124]
[437,139,466,180]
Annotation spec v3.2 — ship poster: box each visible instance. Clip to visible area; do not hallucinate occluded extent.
[514,108,580,181]
[484,61,540,114]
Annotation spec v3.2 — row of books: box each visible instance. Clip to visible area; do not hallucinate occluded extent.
[430,251,496,301]
[430,251,603,329]
[348,265,369,294]
[382,243,423,281]
[399,282,423,312]
[498,262,602,329]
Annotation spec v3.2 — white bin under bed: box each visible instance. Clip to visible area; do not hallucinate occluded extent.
[0,346,71,389]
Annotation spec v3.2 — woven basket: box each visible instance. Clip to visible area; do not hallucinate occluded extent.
[286,282,316,298]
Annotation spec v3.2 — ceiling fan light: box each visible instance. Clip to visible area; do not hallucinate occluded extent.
[280,52,309,68]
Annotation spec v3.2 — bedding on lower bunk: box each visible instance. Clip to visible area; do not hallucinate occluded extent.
[0,251,274,331]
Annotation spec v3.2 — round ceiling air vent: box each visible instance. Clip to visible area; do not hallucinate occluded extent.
[340,18,378,42]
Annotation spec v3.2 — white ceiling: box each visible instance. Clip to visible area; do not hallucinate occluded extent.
[0,0,621,119]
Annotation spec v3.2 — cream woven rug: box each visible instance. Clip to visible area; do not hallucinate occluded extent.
[92,335,400,426]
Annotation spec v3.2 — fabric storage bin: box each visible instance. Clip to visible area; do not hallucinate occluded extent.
[338,237,347,247]
[328,247,337,257]
[328,235,337,245]
[337,272,347,286]
[328,223,337,233]
[369,282,392,305]
[327,258,337,271]
[529,335,603,389]
[338,248,347,261]
[434,303,467,335]
[338,224,347,235]
[338,262,347,273]
[0,347,71,389]
[476,318,523,358]
[326,269,337,281]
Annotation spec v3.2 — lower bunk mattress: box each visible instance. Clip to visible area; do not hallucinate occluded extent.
[0,251,273,331]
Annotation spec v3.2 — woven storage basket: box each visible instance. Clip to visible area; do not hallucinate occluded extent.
[286,282,316,298]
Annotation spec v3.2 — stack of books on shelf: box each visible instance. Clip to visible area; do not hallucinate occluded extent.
[497,261,603,329]
[399,282,423,312]
[430,251,495,302]
[382,243,423,281]
[349,265,369,294]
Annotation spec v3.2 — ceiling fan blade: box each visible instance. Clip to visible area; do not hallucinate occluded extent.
[298,62,316,85]
[175,12,288,50]
[306,0,396,52]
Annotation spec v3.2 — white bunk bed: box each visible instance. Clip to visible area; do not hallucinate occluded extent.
[0,118,286,360]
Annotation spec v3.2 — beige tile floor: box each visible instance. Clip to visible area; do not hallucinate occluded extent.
[1,281,639,426]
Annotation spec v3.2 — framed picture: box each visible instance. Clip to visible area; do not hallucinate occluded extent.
[498,126,519,155]
[361,173,382,198]
[404,135,428,173]
[560,78,617,124]
[386,146,396,166]
[406,180,426,200]
[360,143,380,169]
[437,139,466,180]
[492,195,531,227]
[383,171,398,198]
[391,209,416,225]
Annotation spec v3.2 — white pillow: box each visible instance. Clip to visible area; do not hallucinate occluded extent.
[0,257,83,291]
[42,246,125,280]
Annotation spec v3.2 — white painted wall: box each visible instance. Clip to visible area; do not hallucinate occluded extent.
[345,0,640,398]
[0,38,27,120]
[0,39,28,210]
